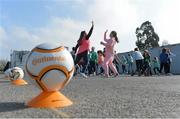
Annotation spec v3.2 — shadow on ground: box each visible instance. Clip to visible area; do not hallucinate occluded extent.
[0,102,27,112]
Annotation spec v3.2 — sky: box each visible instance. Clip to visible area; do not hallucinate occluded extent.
[0,0,180,60]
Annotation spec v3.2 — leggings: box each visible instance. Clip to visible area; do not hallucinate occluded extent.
[160,63,169,74]
[136,59,143,74]
[88,61,97,75]
[75,51,89,74]
[103,53,118,76]
[153,67,160,74]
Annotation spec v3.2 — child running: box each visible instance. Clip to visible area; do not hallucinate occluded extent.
[74,21,94,78]
[143,50,151,76]
[152,57,160,75]
[100,30,119,78]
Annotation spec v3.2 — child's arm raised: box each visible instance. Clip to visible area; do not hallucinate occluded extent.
[86,21,94,40]
[104,30,109,42]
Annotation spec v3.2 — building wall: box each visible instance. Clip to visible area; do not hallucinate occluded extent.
[10,50,30,69]
[117,43,180,74]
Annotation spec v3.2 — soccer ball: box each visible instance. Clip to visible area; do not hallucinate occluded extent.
[25,43,74,92]
[6,67,24,80]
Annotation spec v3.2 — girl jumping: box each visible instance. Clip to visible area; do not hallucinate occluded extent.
[74,21,94,78]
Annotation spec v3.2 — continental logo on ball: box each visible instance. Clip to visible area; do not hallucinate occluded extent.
[32,56,66,66]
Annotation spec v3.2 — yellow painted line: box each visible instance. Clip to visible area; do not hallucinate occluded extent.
[49,107,71,118]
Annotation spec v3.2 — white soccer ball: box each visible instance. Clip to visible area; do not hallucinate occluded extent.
[25,43,74,92]
[7,67,24,80]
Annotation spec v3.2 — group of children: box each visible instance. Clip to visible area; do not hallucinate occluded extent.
[120,47,175,76]
[71,21,119,78]
[71,21,175,78]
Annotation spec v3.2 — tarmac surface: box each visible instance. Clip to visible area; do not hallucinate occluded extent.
[1,74,180,118]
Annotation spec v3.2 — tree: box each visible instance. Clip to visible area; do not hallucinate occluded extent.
[135,21,160,50]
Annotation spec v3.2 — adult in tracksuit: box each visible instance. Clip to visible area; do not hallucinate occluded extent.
[132,48,144,76]
[74,21,94,77]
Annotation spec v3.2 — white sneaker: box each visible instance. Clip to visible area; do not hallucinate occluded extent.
[93,72,96,76]
[167,73,173,76]
[80,73,88,78]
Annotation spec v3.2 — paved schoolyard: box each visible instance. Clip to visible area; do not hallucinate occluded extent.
[1,74,180,118]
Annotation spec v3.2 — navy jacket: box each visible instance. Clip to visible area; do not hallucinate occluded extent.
[159,53,169,63]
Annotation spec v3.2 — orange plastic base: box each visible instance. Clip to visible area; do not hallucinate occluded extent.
[26,91,73,108]
[12,79,28,85]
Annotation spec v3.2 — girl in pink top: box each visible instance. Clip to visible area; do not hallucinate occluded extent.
[100,30,119,77]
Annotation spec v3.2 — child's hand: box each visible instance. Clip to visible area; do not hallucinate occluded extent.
[91,21,94,26]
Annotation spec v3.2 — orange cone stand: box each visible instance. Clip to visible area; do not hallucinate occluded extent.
[27,91,73,108]
[12,78,28,85]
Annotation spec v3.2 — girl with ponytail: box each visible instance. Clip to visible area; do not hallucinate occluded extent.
[100,30,119,78]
